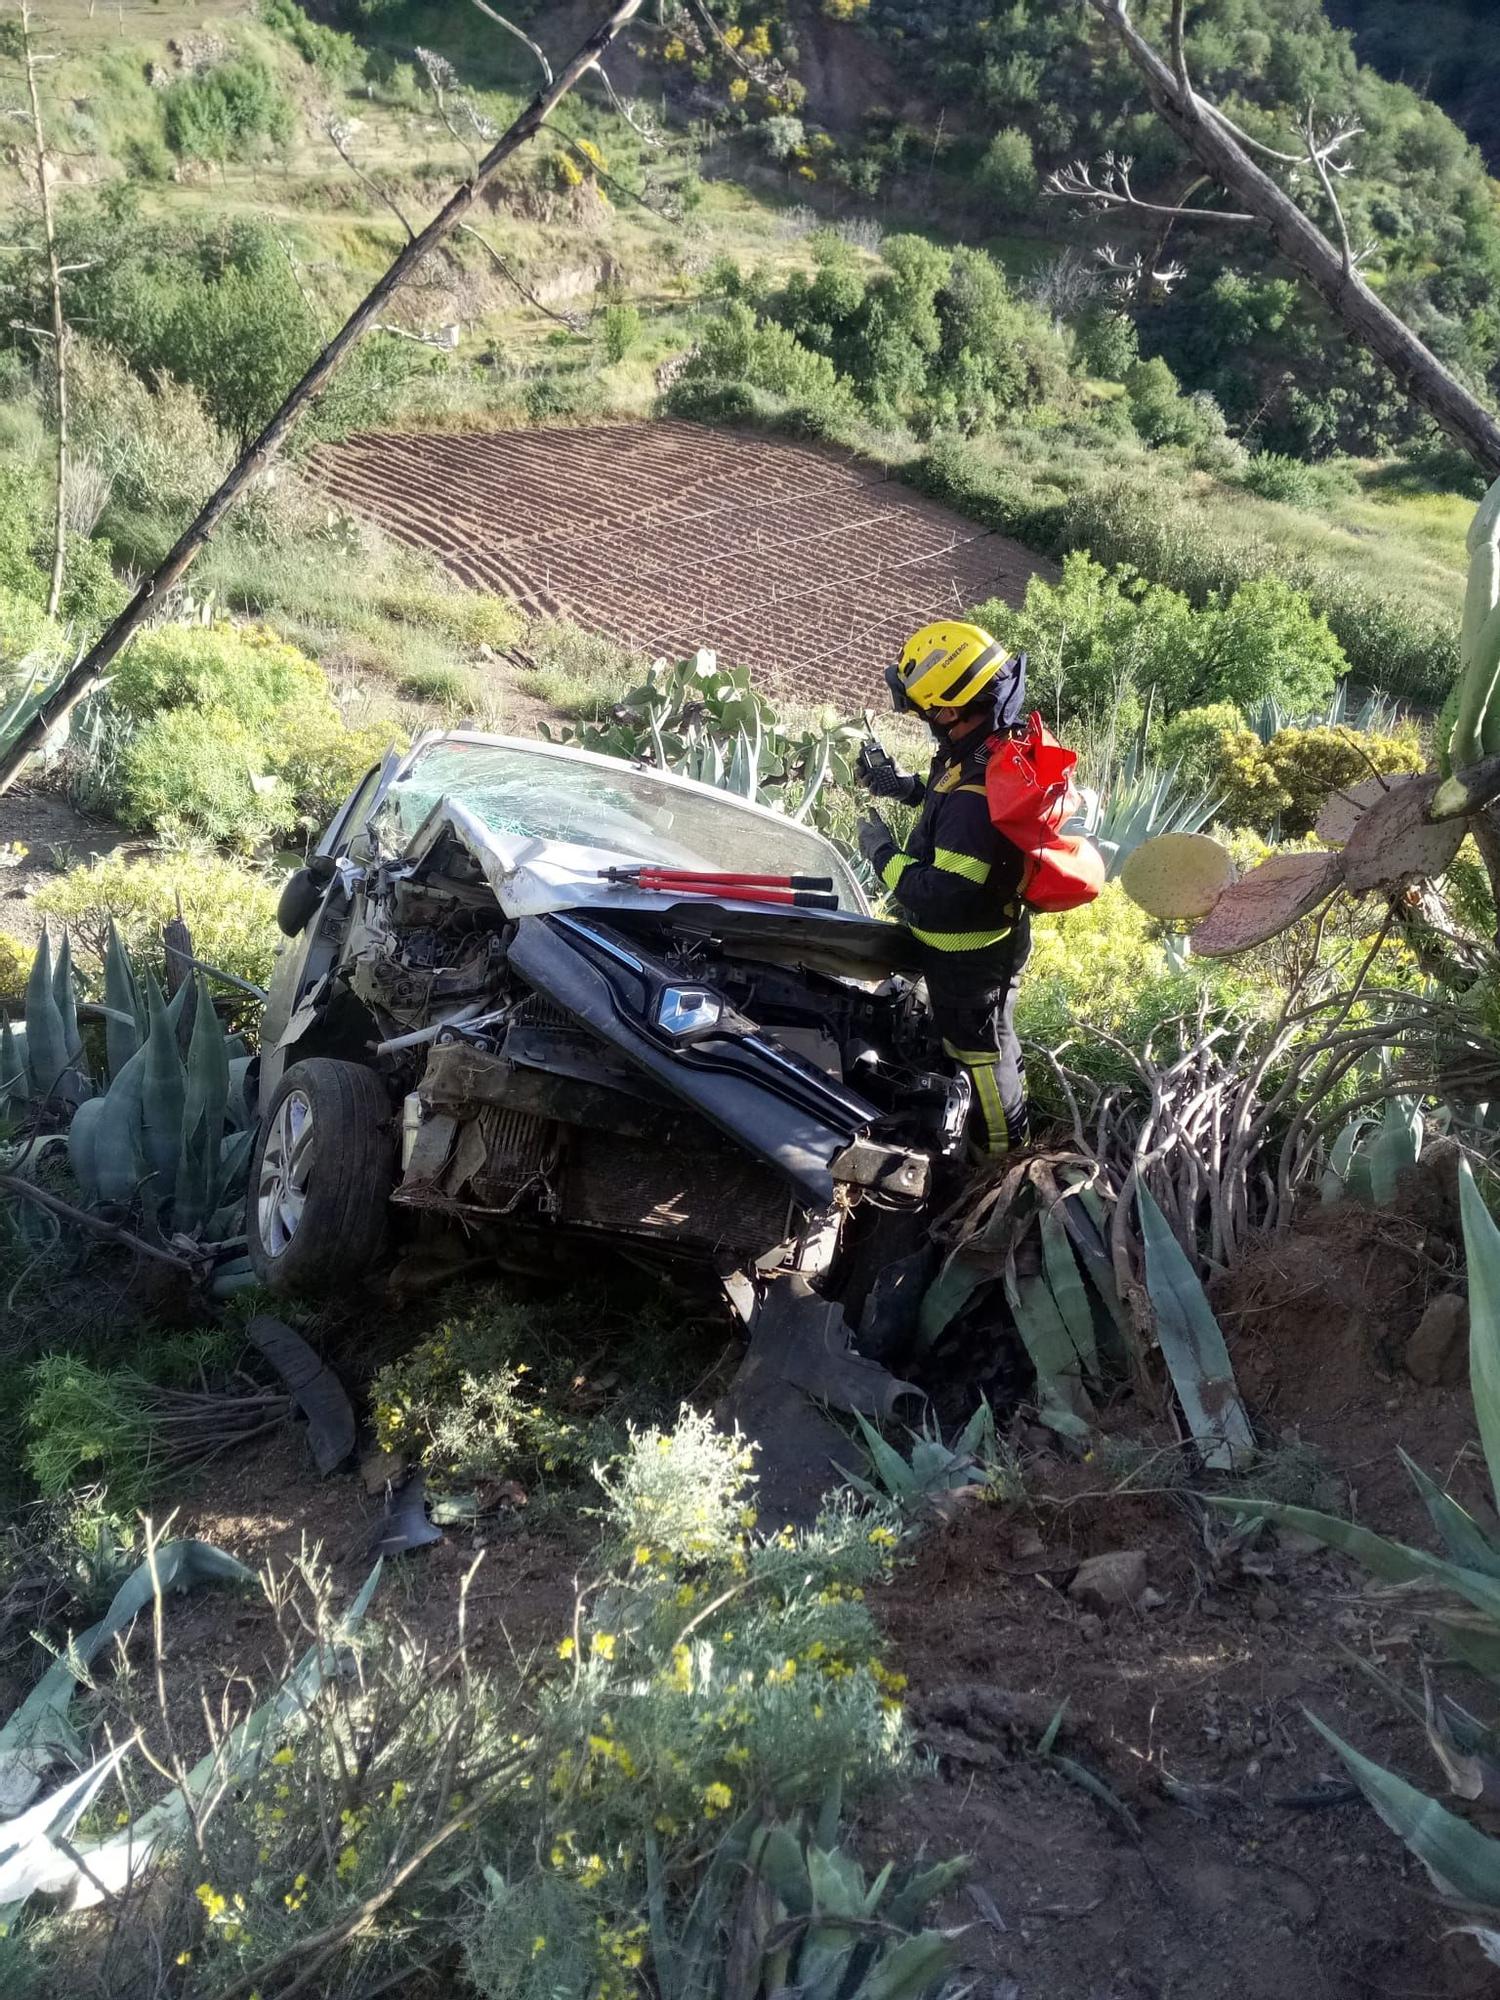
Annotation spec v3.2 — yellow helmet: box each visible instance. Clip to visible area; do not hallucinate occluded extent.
[886,620,1008,714]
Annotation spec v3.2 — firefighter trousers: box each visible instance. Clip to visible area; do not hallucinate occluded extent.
[932,982,1028,1158]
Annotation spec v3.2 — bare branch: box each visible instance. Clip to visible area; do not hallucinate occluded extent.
[467,0,552,85]
[1044,151,1256,224]
[595,60,665,148]
[1170,0,1190,101]
[1078,0,1500,478]
[0,1173,205,1273]
[324,117,416,242]
[457,220,588,332]
[1301,104,1354,278]
[14,0,68,618]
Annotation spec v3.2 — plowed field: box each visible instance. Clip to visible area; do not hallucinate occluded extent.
[308,421,1052,705]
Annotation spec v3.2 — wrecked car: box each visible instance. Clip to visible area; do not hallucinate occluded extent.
[248,733,968,1440]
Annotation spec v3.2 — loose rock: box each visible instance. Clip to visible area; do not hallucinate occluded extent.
[1405,1292,1469,1386]
[1069,1549,1148,1613]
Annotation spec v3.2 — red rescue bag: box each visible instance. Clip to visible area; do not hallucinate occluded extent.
[984,713,1105,915]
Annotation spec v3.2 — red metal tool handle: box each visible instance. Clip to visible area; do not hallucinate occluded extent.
[601,867,834,890]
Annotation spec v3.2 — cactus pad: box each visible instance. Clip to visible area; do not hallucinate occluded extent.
[1314,774,1400,847]
[1190,851,1344,956]
[1119,832,1236,920]
[1341,772,1464,893]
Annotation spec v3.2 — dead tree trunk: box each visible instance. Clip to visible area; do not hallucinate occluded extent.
[1082,0,1500,480]
[0,0,645,796]
[18,1,68,619]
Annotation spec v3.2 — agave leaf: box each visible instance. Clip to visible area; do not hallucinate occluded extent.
[103,921,144,1081]
[953,1397,996,1464]
[91,1043,150,1208]
[1004,1257,1092,1438]
[69,1559,382,1909]
[883,1855,970,1933]
[1461,1162,1500,1516]
[174,978,229,1235]
[0,1539,253,1816]
[1307,1711,1500,1906]
[139,972,185,1211]
[66,1096,106,1206]
[1137,1182,1253,1470]
[748,1822,814,1915]
[854,1412,920,1504]
[1040,1204,1099,1381]
[1,1014,26,1110]
[1322,1114,1372,1204]
[1438,1615,1500,1686]
[1369,1097,1422,1207]
[51,933,80,1069]
[1204,1496,1500,1624]
[859,1929,958,2000]
[0,1740,135,1908]
[23,933,67,1101]
[1399,1450,1500,1578]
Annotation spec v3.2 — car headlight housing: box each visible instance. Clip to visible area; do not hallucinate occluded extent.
[657,986,721,1038]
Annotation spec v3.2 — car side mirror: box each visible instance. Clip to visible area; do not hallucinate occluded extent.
[277,857,335,938]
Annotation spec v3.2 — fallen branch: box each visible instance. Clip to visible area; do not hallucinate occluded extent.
[0,1173,203,1272]
[0,0,647,796]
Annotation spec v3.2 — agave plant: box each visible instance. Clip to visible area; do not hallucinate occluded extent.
[641,1790,967,2000]
[67,965,252,1239]
[2,928,88,1113]
[1093,757,1223,876]
[1209,1160,1500,1950]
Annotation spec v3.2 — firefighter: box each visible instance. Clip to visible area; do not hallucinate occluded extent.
[856,620,1030,1158]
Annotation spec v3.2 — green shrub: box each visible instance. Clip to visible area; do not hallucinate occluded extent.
[259,0,363,80]
[163,55,295,163]
[1194,577,1347,713]
[1157,701,1244,792]
[1215,723,1425,834]
[1076,304,1139,380]
[71,338,229,517]
[602,302,644,363]
[977,554,1347,722]
[395,664,480,710]
[110,620,328,729]
[118,707,289,850]
[0,930,29,1000]
[978,126,1037,213]
[1234,452,1347,508]
[34,850,282,991]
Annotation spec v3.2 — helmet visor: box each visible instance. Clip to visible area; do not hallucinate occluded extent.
[884,662,914,713]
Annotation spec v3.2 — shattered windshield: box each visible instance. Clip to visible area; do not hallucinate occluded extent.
[378,740,863,909]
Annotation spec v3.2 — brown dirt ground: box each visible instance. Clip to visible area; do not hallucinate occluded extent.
[0,788,137,953]
[859,1183,1495,1999]
[307,421,1055,709]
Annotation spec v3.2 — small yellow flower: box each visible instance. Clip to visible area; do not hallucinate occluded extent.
[176,1952,192,1966]
[591,1632,617,1661]
[702,1781,733,1816]
[728,76,749,102]
[270,1745,295,1766]
[532,1935,548,1957]
[868,1525,898,1549]
[336,1844,359,1880]
[557,1636,576,1660]
[738,1508,758,1529]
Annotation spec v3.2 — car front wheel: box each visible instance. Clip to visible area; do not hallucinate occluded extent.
[247,1058,395,1296]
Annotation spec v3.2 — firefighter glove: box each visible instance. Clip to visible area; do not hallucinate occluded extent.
[858,812,893,866]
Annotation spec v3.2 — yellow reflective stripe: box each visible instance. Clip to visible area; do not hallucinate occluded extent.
[942,1041,995,1063]
[910,923,1012,951]
[881,851,914,891]
[933,846,991,885]
[970,1063,1010,1154]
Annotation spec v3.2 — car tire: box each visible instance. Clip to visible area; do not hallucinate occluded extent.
[247,1058,395,1297]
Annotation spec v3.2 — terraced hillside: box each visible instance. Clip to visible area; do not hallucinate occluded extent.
[308,422,1051,704]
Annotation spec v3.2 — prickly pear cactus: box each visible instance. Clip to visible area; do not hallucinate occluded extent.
[1341,771,1466,894]
[1314,773,1399,846]
[1190,850,1345,957]
[1119,832,1236,921]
